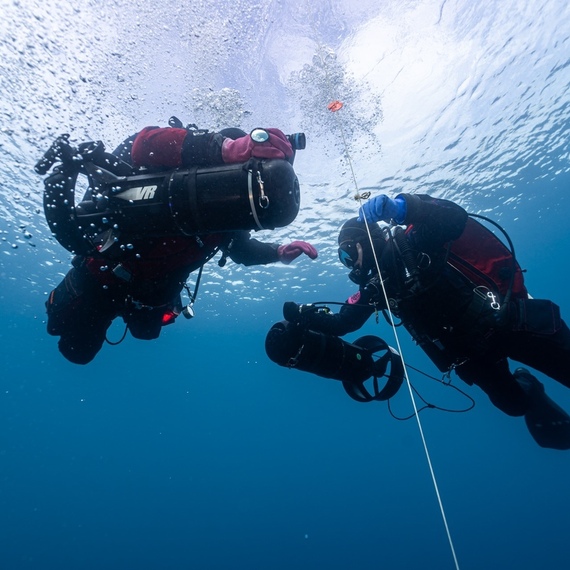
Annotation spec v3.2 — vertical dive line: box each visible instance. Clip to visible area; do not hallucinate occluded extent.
[319,47,461,570]
[360,217,460,570]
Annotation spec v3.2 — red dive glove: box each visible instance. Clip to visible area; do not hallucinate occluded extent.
[221,128,293,163]
[277,241,318,264]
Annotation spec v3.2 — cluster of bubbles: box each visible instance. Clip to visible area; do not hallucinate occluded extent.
[287,45,383,162]
[189,87,252,131]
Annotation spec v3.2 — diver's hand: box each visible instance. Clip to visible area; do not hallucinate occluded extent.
[358,195,407,224]
[278,241,318,264]
[221,128,293,162]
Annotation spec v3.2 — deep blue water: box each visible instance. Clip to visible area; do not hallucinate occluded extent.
[2,1,570,569]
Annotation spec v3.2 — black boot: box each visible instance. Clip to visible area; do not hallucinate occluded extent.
[514,368,570,450]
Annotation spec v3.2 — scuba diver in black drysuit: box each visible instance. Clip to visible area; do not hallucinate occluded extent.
[266,193,570,450]
[37,120,317,364]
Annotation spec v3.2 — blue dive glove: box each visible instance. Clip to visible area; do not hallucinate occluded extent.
[358,195,407,224]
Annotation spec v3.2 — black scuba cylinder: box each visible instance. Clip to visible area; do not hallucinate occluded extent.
[80,159,300,235]
[44,156,301,255]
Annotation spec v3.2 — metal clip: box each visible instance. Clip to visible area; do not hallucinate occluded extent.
[287,344,304,368]
[444,357,470,382]
[256,171,269,209]
[486,291,501,310]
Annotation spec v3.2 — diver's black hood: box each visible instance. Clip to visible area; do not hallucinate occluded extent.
[338,217,383,246]
[338,218,386,285]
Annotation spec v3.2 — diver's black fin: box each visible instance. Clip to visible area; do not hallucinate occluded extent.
[515,368,570,450]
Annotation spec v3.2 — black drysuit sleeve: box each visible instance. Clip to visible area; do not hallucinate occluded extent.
[225,231,281,266]
[398,193,468,248]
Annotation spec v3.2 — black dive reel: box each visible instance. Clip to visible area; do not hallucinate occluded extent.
[265,321,404,402]
[36,132,304,256]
